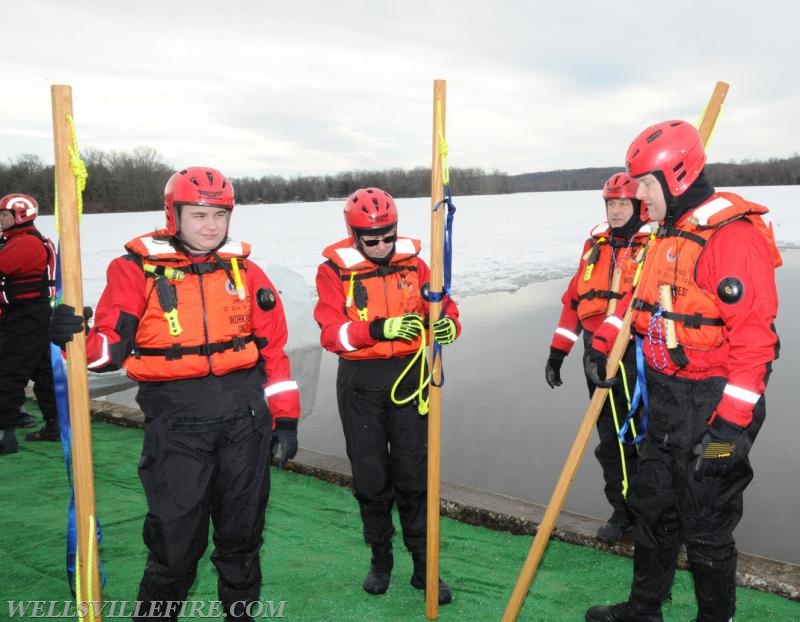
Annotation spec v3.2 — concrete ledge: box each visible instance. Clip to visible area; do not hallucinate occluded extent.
[88,400,800,602]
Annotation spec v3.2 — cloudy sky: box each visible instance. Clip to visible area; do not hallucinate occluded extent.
[3,1,798,179]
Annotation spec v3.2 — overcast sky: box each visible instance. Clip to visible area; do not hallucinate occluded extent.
[3,1,798,179]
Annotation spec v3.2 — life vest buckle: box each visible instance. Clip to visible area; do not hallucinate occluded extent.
[164,344,184,361]
[197,342,226,356]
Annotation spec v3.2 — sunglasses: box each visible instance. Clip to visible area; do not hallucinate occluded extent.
[361,234,397,247]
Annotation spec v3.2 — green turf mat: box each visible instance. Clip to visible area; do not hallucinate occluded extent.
[2,400,798,621]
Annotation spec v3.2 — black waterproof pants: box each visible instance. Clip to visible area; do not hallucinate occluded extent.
[626,368,763,621]
[584,332,640,519]
[0,301,57,428]
[336,357,429,555]
[133,368,272,622]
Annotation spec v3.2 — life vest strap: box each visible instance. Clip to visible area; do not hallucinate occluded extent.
[0,275,56,301]
[656,226,708,247]
[632,299,724,328]
[133,334,255,360]
[577,289,625,302]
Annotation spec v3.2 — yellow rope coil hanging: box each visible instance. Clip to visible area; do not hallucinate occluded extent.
[54,113,88,236]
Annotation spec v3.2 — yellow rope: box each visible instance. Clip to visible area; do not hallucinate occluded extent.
[390,319,431,415]
[607,360,636,499]
[87,514,97,622]
[436,99,449,186]
[696,101,722,149]
[54,113,88,235]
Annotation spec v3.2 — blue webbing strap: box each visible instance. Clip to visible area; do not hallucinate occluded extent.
[428,186,456,388]
[52,246,105,593]
[618,335,649,445]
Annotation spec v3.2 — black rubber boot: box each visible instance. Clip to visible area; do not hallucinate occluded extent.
[223,601,255,622]
[7,410,36,429]
[410,553,452,605]
[690,552,737,622]
[585,601,663,622]
[25,418,60,442]
[0,428,18,455]
[362,543,393,595]
[596,507,635,544]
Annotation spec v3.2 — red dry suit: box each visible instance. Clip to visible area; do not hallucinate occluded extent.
[314,236,460,554]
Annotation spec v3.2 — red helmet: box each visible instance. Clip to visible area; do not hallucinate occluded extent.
[0,193,38,225]
[602,172,649,225]
[626,120,706,197]
[163,167,234,235]
[602,173,638,200]
[344,187,398,239]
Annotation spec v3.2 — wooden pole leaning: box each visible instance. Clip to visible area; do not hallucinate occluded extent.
[50,84,103,619]
[425,78,447,620]
[501,80,729,622]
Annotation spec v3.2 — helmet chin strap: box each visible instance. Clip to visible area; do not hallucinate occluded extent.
[0,221,31,233]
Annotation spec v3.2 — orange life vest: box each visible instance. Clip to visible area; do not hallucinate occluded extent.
[123,235,260,381]
[322,237,427,360]
[575,223,652,321]
[632,192,781,351]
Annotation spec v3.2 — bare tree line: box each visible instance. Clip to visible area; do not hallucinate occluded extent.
[509,156,800,193]
[1,148,797,215]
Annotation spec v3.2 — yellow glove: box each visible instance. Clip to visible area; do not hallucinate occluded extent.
[374,313,424,341]
[432,317,457,345]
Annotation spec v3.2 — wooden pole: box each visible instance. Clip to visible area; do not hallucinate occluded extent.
[425,78,447,620]
[501,81,729,622]
[50,84,103,619]
[697,81,730,148]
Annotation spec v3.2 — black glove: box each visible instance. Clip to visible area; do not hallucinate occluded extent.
[545,348,567,388]
[667,345,689,368]
[693,415,745,480]
[270,427,298,470]
[583,347,620,388]
[51,304,93,346]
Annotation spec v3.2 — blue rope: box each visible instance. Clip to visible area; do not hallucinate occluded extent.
[429,185,457,388]
[52,245,105,593]
[618,335,649,445]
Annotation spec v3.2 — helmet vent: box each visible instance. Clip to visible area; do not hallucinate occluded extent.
[646,129,663,144]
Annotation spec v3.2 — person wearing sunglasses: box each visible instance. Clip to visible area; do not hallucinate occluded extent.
[314,187,461,605]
